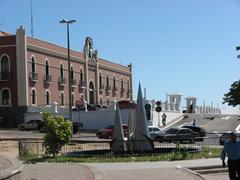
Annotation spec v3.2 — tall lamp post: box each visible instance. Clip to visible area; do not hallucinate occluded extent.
[60,19,76,121]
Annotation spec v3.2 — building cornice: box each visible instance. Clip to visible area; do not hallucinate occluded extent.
[27,44,86,64]
[0,44,16,48]
[27,43,132,76]
[98,63,131,76]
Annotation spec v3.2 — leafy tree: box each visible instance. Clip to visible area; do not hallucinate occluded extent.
[42,112,72,157]
[223,80,240,107]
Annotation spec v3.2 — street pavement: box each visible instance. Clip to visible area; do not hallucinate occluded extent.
[21,158,229,180]
[2,114,238,179]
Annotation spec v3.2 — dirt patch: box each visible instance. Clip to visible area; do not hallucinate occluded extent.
[0,141,19,158]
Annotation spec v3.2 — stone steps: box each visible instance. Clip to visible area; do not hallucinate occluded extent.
[188,165,228,175]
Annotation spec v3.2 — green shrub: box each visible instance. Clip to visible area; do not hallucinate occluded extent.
[42,112,72,157]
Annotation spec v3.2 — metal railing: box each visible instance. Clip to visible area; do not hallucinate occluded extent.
[18,136,223,160]
[58,77,67,85]
[29,72,38,81]
[44,75,52,83]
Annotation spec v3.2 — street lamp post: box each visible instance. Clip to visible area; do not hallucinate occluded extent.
[60,19,76,122]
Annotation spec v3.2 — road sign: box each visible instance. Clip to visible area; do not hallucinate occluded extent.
[145,104,151,110]
[155,106,162,112]
[156,101,161,106]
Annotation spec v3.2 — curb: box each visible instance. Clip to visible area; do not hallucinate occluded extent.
[180,166,206,180]
[0,155,23,180]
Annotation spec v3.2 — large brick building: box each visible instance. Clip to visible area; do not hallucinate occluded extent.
[0,26,133,128]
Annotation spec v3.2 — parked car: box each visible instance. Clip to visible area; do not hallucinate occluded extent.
[63,117,82,134]
[96,124,128,139]
[155,127,200,143]
[181,125,206,137]
[72,104,97,111]
[219,131,240,145]
[91,104,102,110]
[18,119,44,131]
[148,126,161,139]
[117,100,136,109]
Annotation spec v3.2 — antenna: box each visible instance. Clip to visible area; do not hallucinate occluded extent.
[30,0,34,37]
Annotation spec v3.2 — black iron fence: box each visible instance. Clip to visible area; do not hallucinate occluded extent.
[18,136,223,161]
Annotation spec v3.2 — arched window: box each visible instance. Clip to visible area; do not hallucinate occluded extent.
[99,73,102,86]
[46,90,50,106]
[60,64,64,78]
[0,55,10,80]
[121,79,124,91]
[31,57,36,73]
[113,76,116,89]
[106,75,109,89]
[89,81,95,104]
[45,60,49,76]
[71,93,75,107]
[31,89,36,105]
[80,69,83,81]
[30,57,38,80]
[60,92,64,106]
[1,88,11,105]
[70,66,74,80]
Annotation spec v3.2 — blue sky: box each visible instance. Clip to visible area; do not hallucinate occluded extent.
[1,0,240,109]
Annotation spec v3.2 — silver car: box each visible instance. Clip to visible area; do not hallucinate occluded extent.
[18,119,44,131]
[148,126,161,139]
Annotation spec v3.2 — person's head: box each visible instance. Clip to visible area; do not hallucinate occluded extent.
[230,132,237,142]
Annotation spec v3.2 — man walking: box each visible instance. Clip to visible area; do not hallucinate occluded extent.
[221,132,240,180]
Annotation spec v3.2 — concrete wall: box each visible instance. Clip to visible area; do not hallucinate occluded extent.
[72,110,182,130]
[148,111,182,127]
[72,110,130,130]
[24,109,182,131]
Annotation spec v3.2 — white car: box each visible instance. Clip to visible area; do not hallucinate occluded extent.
[148,126,161,139]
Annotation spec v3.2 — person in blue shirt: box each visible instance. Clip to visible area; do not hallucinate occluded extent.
[221,132,240,180]
[192,119,196,126]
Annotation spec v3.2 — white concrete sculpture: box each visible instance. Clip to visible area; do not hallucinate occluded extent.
[132,83,153,151]
[111,104,126,152]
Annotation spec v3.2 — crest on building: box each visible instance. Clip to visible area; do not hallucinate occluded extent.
[84,37,98,60]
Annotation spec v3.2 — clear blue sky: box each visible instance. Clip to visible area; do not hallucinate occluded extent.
[1,0,240,109]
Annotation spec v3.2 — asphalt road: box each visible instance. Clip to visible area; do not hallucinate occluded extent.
[163,114,240,146]
[0,114,239,143]
[165,114,240,133]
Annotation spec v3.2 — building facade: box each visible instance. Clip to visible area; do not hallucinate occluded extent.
[0,26,133,127]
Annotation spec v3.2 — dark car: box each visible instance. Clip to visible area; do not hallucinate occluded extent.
[181,125,206,137]
[63,117,82,134]
[18,119,44,131]
[155,127,200,143]
[117,100,136,109]
[96,124,128,139]
[72,104,97,111]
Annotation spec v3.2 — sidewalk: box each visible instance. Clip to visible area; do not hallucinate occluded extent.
[84,158,228,180]
[21,158,228,180]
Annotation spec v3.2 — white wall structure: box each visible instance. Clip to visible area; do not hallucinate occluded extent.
[72,109,131,130]
[185,96,197,113]
[72,109,182,130]
[162,93,182,112]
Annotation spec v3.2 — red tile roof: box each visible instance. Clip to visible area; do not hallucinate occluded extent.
[0,31,12,36]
